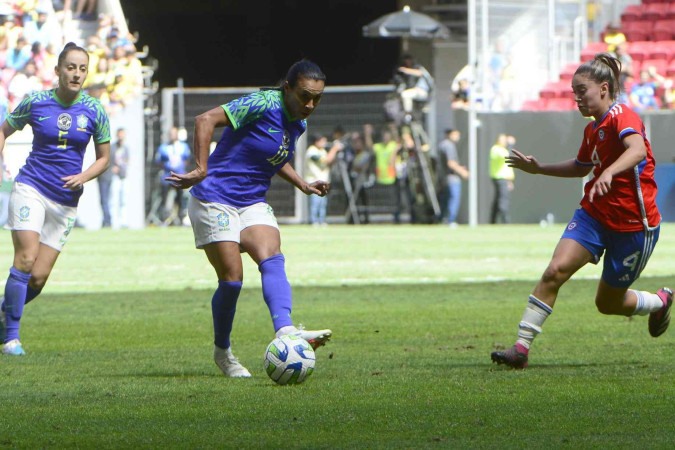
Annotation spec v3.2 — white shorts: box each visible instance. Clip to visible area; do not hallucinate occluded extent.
[188,196,279,248]
[6,182,77,251]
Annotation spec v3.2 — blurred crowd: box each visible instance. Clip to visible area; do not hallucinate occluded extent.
[0,0,143,120]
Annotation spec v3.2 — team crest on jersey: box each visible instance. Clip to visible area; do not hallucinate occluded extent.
[19,206,30,222]
[57,113,72,130]
[598,129,605,140]
[217,212,230,230]
[267,130,291,166]
[77,114,88,131]
[567,221,577,231]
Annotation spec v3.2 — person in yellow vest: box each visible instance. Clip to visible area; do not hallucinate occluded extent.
[365,124,403,223]
[489,133,515,224]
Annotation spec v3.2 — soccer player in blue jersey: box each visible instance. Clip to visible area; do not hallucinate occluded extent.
[0,42,111,356]
[166,59,332,378]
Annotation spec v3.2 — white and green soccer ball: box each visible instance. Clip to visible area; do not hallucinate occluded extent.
[264,334,315,385]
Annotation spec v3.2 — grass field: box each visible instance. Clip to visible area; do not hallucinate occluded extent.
[0,224,674,449]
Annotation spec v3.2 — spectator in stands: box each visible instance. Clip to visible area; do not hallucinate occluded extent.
[5,35,31,72]
[164,59,332,378]
[7,59,42,110]
[629,67,671,112]
[438,128,468,227]
[603,24,626,53]
[392,53,434,123]
[612,42,633,104]
[487,37,509,109]
[155,126,192,226]
[22,7,61,49]
[492,52,670,370]
[0,42,111,356]
[489,133,515,224]
[451,78,470,110]
[305,133,343,226]
[74,0,97,21]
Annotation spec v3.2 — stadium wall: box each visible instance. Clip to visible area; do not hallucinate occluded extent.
[160,86,675,226]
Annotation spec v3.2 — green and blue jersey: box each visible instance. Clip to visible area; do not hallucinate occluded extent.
[8,89,111,207]
[190,89,306,207]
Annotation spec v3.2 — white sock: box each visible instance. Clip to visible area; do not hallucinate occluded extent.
[632,290,665,316]
[516,295,553,350]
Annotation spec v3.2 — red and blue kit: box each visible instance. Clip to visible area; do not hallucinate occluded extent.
[576,102,660,232]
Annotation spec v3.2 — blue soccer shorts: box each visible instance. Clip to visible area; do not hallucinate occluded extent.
[561,208,660,288]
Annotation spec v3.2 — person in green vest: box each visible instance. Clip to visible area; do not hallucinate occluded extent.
[365,123,403,223]
[489,133,516,224]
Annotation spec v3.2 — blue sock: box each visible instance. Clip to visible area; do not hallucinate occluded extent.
[25,284,41,305]
[212,280,242,349]
[3,266,31,343]
[259,254,293,332]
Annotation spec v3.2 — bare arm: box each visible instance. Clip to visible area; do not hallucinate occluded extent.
[447,159,469,179]
[506,148,591,178]
[165,106,229,188]
[277,162,330,197]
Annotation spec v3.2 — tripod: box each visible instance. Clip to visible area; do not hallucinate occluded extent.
[335,149,362,225]
[400,118,441,223]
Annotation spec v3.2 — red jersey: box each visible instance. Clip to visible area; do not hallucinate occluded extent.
[576,103,660,232]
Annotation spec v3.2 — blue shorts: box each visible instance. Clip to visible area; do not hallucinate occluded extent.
[561,208,660,288]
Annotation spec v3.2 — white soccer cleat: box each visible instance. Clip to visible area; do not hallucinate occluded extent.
[214,346,252,378]
[285,325,332,350]
[3,339,26,356]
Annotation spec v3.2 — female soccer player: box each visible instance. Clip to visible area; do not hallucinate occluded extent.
[491,53,671,369]
[166,59,332,378]
[0,42,111,356]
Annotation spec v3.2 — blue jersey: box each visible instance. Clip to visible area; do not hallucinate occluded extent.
[190,89,306,207]
[8,89,111,207]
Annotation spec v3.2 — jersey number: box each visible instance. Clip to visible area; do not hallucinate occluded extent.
[590,146,601,167]
[623,251,641,273]
[58,130,68,149]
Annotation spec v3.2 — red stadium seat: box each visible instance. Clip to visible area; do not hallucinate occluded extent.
[625,21,652,42]
[647,42,672,62]
[520,99,545,111]
[621,5,642,24]
[545,97,576,111]
[643,3,669,21]
[559,63,577,82]
[627,41,650,63]
[668,3,675,20]
[666,59,675,77]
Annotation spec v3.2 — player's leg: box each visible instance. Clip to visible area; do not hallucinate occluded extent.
[188,197,250,377]
[240,204,331,350]
[595,225,671,336]
[492,209,599,368]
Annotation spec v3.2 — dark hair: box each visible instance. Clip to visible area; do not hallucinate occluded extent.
[57,42,89,66]
[445,128,456,134]
[285,59,325,88]
[575,52,622,100]
[263,59,326,92]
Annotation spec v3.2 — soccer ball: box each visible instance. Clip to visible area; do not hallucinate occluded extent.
[264,334,316,385]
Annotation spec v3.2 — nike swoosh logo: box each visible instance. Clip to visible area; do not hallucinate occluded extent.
[268,127,282,133]
[38,116,50,121]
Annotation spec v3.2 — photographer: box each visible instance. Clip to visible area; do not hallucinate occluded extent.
[392,54,434,122]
